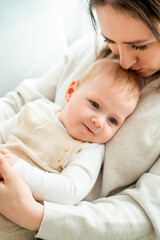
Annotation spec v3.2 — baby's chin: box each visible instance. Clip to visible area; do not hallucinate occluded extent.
[69,130,110,144]
[73,136,108,144]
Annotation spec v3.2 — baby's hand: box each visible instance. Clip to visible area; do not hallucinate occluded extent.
[0,148,19,167]
[0,148,19,179]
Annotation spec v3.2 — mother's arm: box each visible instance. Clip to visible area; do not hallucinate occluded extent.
[0,158,44,231]
[37,173,158,240]
[0,156,159,240]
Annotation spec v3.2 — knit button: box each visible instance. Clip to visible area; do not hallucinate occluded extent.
[56,158,62,164]
[76,139,81,143]
[65,144,71,152]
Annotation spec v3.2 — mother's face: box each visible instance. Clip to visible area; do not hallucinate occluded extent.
[96,6,160,77]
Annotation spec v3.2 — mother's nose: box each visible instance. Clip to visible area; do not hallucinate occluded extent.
[118,46,137,70]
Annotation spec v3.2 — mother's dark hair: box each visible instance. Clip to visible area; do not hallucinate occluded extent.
[88,0,160,41]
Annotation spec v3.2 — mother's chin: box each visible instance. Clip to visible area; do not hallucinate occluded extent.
[134,69,158,77]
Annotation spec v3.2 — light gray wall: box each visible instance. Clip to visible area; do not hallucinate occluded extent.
[0,0,92,97]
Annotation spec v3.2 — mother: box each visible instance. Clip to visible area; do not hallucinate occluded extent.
[0,0,160,239]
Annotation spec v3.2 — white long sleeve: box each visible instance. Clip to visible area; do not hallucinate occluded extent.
[13,144,104,205]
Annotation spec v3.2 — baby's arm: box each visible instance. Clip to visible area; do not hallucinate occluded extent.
[12,144,104,205]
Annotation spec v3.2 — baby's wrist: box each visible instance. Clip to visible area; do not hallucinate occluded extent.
[7,158,17,166]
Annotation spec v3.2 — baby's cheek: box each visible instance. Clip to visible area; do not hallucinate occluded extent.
[104,128,116,143]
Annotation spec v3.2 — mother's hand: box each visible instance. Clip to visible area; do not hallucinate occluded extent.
[0,158,44,231]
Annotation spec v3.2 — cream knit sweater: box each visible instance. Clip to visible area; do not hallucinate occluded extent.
[0,33,160,240]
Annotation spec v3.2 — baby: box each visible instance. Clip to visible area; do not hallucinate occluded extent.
[0,58,140,207]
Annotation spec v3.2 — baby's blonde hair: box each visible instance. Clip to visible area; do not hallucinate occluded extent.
[78,58,140,100]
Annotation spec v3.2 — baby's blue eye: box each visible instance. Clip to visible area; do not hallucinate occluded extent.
[109,117,117,125]
[91,101,99,110]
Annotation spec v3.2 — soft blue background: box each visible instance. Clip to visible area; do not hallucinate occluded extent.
[0,0,93,96]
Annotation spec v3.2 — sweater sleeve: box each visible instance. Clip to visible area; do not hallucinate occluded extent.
[35,165,160,240]
[13,144,104,206]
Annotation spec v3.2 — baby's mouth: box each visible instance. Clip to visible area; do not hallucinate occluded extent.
[83,124,94,134]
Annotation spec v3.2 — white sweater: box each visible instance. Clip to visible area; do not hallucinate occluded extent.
[1,33,160,240]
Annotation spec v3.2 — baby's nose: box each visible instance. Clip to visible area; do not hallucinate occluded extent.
[91,117,103,128]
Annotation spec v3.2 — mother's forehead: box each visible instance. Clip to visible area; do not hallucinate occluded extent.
[96,6,153,38]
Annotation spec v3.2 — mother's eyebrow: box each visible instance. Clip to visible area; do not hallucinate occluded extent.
[101,33,150,44]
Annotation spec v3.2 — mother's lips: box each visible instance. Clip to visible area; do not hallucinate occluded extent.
[132,69,143,73]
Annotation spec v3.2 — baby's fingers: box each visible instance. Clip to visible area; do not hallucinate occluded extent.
[0,153,5,160]
[0,148,10,155]
[0,158,15,185]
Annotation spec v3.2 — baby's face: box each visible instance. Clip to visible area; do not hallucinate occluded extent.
[59,72,138,143]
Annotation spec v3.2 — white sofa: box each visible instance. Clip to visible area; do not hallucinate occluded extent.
[0,0,93,96]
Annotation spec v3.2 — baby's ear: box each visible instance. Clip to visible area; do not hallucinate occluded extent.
[65,81,79,102]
